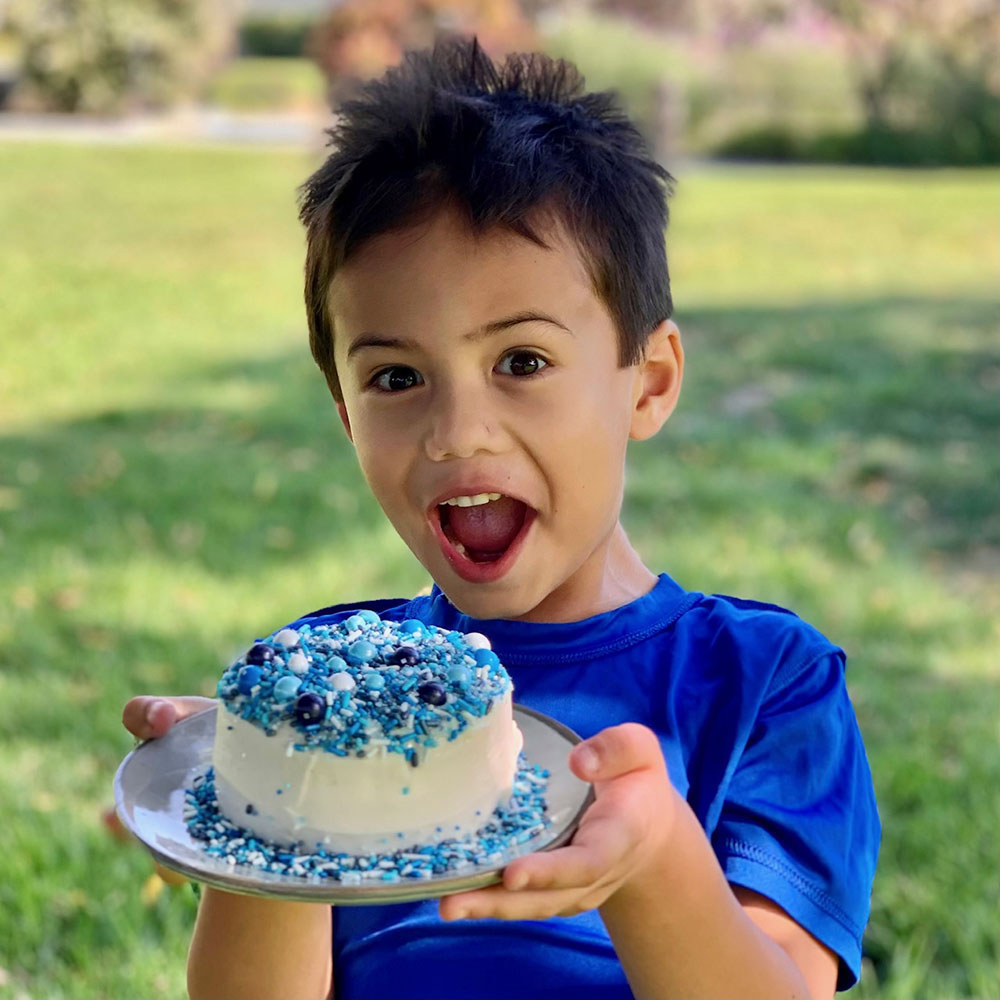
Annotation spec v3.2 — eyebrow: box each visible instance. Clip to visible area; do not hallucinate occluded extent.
[345,310,571,359]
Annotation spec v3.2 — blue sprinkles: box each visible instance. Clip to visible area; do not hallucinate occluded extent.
[184,756,551,881]
[216,614,512,760]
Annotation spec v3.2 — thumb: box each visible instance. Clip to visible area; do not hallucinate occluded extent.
[569,722,665,784]
[122,695,215,740]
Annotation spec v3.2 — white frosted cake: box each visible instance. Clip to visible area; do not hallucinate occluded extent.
[213,611,523,853]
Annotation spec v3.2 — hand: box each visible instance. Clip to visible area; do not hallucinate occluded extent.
[438,722,678,922]
[122,694,216,740]
[114,695,216,887]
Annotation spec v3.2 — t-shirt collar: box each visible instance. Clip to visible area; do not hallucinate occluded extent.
[404,573,696,666]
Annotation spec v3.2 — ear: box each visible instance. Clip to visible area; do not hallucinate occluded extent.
[336,401,354,443]
[629,320,683,441]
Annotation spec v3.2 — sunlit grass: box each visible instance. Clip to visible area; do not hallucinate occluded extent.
[0,144,997,998]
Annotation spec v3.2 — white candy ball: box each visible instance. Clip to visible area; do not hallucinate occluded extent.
[274,628,300,648]
[287,650,309,674]
[464,632,491,650]
[330,671,356,692]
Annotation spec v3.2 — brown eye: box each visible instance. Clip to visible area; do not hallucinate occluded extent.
[497,351,547,377]
[373,366,423,392]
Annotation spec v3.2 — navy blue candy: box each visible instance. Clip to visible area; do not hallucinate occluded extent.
[294,692,326,725]
[417,682,447,706]
[237,665,262,695]
[245,643,273,665]
[389,645,420,666]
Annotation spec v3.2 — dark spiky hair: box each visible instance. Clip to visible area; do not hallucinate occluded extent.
[298,36,674,401]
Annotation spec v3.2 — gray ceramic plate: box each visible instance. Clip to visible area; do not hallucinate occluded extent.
[113,703,593,904]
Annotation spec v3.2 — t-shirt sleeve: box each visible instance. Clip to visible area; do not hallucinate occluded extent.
[713,648,880,991]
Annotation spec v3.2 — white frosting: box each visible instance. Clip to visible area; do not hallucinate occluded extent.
[213,692,523,852]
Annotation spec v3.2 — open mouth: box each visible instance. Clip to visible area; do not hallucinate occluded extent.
[431,493,535,581]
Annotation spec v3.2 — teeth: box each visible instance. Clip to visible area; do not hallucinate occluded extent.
[442,492,502,508]
[454,541,468,556]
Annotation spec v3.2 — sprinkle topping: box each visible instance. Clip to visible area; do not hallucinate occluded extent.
[216,613,511,758]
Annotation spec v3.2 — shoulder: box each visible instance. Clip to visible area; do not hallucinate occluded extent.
[676,590,845,689]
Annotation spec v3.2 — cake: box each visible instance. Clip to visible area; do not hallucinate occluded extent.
[212,611,524,854]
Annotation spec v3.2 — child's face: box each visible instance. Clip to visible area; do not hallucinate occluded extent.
[329,207,674,622]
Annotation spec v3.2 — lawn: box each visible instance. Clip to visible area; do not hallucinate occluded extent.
[0,144,997,999]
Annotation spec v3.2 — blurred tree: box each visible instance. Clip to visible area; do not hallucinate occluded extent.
[818,0,1000,126]
[814,0,999,161]
[307,0,542,104]
[7,0,239,114]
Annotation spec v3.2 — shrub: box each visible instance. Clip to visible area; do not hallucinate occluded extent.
[6,0,236,114]
[239,15,315,59]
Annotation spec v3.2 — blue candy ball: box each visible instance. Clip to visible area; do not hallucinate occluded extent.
[357,609,381,624]
[446,664,470,688]
[245,643,273,666]
[345,614,366,632]
[417,682,447,706]
[237,665,262,695]
[363,671,385,690]
[294,692,326,725]
[272,675,302,701]
[399,619,425,636]
[326,655,347,673]
[473,649,501,670]
[347,640,378,664]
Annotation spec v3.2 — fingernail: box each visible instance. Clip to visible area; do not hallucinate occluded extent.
[146,700,165,725]
[575,744,599,775]
[449,908,467,921]
[507,871,528,891]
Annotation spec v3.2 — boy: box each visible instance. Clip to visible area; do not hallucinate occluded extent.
[123,37,879,999]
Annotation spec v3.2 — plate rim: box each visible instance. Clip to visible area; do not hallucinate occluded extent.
[113,702,594,904]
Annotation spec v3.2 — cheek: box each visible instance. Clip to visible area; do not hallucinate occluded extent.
[352,439,397,501]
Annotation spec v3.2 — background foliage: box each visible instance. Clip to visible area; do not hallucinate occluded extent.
[3,0,996,163]
[5,0,237,113]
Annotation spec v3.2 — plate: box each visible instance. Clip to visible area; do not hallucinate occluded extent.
[113,703,593,904]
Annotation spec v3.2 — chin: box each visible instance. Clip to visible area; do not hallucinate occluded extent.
[436,578,544,622]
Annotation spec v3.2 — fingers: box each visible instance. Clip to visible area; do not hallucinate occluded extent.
[503,805,637,893]
[122,695,215,740]
[569,722,665,785]
[503,844,610,894]
[439,882,587,922]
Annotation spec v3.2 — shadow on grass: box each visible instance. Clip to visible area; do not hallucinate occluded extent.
[671,294,1000,555]
[0,294,997,998]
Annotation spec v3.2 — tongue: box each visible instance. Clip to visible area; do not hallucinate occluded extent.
[446,496,526,557]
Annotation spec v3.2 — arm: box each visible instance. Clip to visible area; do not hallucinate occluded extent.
[439,724,838,999]
[188,889,333,1000]
[598,765,837,999]
[122,697,335,1000]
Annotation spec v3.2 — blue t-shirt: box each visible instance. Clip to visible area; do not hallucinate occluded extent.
[289,574,880,997]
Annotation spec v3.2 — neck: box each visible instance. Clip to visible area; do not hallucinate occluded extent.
[515,522,658,624]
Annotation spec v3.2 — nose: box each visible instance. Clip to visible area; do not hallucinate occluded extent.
[423,381,502,461]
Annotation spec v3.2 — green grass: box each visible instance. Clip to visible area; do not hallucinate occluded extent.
[0,144,997,998]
